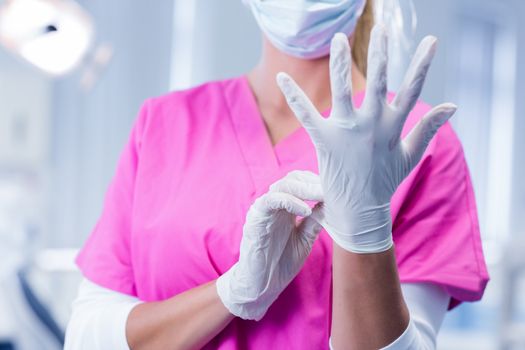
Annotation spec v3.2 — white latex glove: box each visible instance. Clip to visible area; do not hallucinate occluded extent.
[276,25,457,254]
[216,170,324,320]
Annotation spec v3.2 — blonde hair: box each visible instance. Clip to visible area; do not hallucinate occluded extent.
[351,0,374,77]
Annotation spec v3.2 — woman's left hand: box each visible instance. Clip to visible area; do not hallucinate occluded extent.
[276,25,457,254]
[216,171,324,321]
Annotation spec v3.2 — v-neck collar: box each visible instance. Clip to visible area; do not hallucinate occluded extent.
[223,76,312,164]
[221,75,364,193]
[222,76,280,192]
[234,75,325,162]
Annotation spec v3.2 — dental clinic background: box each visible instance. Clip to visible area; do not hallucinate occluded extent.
[0,0,523,349]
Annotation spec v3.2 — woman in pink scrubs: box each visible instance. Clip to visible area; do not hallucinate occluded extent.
[65,1,489,349]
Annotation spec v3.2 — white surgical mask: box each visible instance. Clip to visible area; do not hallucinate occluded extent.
[243,0,366,59]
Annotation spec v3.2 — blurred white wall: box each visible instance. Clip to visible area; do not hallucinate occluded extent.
[0,39,51,250]
[0,53,51,168]
[170,0,261,89]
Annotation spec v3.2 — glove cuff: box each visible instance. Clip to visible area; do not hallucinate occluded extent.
[216,264,273,321]
[324,202,393,254]
[330,229,393,253]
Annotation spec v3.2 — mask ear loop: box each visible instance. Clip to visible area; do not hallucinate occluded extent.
[373,0,418,90]
[374,0,418,53]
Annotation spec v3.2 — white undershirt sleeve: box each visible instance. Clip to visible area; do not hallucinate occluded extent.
[330,282,450,350]
[64,278,143,350]
[66,279,449,350]
[382,283,450,349]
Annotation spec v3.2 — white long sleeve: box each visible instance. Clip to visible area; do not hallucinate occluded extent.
[330,282,450,350]
[64,279,142,350]
[381,283,449,349]
[65,279,448,350]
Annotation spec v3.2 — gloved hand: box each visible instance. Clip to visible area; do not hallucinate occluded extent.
[216,170,324,320]
[276,25,457,254]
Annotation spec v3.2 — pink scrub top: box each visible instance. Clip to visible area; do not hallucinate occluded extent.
[76,76,489,349]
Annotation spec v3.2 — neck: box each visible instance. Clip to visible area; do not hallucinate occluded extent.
[247,36,367,116]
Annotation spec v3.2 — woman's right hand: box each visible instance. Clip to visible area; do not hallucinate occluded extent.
[276,27,456,254]
[216,170,324,321]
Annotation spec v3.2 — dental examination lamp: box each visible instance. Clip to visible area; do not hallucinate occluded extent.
[0,0,112,91]
[0,0,94,76]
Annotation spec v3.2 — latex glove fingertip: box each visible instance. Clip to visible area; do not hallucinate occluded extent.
[276,72,291,89]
